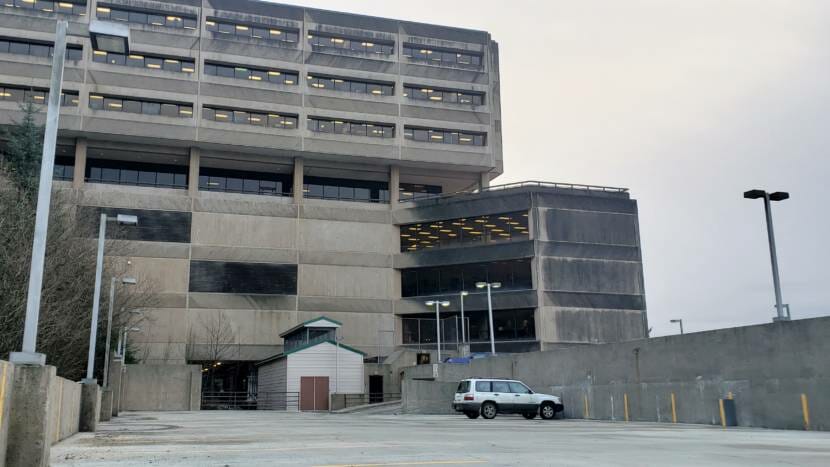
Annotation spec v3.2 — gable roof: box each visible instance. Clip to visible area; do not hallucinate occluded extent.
[255,339,366,366]
[278,316,342,338]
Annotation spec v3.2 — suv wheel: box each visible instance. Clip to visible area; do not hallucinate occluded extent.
[481,401,498,419]
[465,411,480,419]
[540,402,556,420]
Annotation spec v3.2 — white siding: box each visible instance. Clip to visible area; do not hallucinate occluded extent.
[257,358,288,409]
[286,342,364,395]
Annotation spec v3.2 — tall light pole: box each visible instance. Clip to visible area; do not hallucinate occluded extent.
[476,282,501,356]
[670,319,684,335]
[744,189,790,322]
[103,277,136,388]
[459,291,468,350]
[119,327,141,361]
[84,213,138,384]
[10,19,130,366]
[425,300,450,362]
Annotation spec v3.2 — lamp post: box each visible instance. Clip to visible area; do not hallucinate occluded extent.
[119,327,141,361]
[459,291,469,355]
[476,282,502,356]
[744,189,790,322]
[670,319,684,335]
[425,300,450,362]
[10,19,131,366]
[84,214,138,384]
[103,277,136,388]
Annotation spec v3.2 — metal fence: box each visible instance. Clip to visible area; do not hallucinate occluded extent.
[344,393,401,408]
[399,180,629,204]
[201,391,300,411]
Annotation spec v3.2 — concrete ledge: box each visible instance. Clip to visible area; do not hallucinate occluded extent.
[79,383,101,432]
[100,390,113,422]
[7,364,56,467]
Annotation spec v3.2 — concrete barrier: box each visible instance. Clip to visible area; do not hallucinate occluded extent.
[121,364,201,411]
[401,379,458,415]
[0,360,13,466]
[6,364,56,467]
[403,316,830,430]
[48,376,82,445]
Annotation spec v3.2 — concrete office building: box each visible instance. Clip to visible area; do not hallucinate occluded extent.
[0,0,647,393]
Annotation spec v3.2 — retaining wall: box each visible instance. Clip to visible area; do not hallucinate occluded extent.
[121,364,201,411]
[403,316,829,430]
[47,377,82,445]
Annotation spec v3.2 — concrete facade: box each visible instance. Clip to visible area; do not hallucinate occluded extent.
[120,364,201,411]
[0,0,646,390]
[402,316,830,431]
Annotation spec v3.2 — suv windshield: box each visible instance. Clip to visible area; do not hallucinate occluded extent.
[456,381,471,393]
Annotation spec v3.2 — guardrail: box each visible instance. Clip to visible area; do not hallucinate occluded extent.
[257,392,300,411]
[398,180,629,204]
[201,391,300,411]
[344,393,401,408]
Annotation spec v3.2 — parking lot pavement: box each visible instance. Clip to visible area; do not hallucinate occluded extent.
[51,411,830,467]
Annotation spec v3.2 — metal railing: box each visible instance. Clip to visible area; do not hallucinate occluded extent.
[201,391,300,411]
[344,393,401,408]
[398,180,628,204]
[257,392,300,411]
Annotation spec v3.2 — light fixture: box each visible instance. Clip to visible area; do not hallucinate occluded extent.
[89,20,131,54]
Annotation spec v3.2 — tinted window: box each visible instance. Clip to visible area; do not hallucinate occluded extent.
[491,381,510,393]
[508,382,531,394]
[456,381,470,393]
[475,381,491,392]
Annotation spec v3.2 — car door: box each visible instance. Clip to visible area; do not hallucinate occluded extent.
[490,381,513,412]
[508,382,534,412]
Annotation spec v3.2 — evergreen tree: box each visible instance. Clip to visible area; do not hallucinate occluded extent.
[1,102,44,194]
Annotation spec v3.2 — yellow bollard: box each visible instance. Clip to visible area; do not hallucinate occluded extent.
[718,399,726,428]
[584,394,590,419]
[624,393,630,422]
[801,394,810,431]
[0,362,7,428]
[671,393,677,424]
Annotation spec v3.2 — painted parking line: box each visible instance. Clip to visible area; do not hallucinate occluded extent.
[313,461,486,467]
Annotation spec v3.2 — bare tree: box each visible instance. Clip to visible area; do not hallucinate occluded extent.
[201,311,236,364]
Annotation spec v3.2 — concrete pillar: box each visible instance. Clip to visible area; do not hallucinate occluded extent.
[188,147,200,197]
[109,359,123,417]
[72,137,87,189]
[389,165,400,208]
[99,389,112,422]
[479,171,490,191]
[6,365,56,467]
[292,157,304,204]
[0,360,14,467]
[79,382,100,432]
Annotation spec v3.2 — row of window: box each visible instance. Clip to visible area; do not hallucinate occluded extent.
[402,308,535,344]
[86,159,188,189]
[403,45,482,66]
[204,62,297,85]
[92,50,195,73]
[206,19,299,44]
[0,38,83,60]
[3,0,85,15]
[88,94,192,118]
[202,107,298,129]
[308,32,394,55]
[0,85,78,107]
[96,5,196,30]
[401,259,533,297]
[404,127,486,146]
[403,86,484,106]
[400,211,529,252]
[199,168,291,197]
[303,176,390,203]
[307,118,395,138]
[307,75,393,96]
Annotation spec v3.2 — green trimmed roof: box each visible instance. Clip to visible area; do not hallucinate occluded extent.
[278,316,343,338]
[255,339,366,366]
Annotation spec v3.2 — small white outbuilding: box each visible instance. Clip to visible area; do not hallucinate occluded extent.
[256,317,365,411]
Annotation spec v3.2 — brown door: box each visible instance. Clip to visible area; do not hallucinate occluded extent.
[300,376,329,411]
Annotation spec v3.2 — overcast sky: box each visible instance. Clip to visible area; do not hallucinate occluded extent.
[272,0,830,336]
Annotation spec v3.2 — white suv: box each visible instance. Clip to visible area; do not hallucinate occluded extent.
[453,378,564,420]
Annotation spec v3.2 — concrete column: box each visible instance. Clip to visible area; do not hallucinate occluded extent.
[479,171,490,191]
[99,389,112,422]
[79,382,101,432]
[0,360,14,467]
[6,364,56,467]
[389,165,400,208]
[109,359,123,417]
[72,137,87,189]
[188,147,200,197]
[293,157,304,204]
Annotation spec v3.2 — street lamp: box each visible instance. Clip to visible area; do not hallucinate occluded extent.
[84,213,138,384]
[102,277,136,388]
[744,189,790,322]
[670,319,684,335]
[476,282,501,356]
[10,19,131,366]
[459,291,469,351]
[118,327,141,361]
[425,300,450,362]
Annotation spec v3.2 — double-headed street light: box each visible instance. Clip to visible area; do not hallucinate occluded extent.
[10,19,130,366]
[102,277,137,388]
[425,300,450,362]
[459,291,469,350]
[476,281,501,356]
[84,213,138,384]
[670,319,684,335]
[744,189,790,322]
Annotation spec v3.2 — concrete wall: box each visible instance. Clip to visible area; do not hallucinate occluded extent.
[0,360,12,465]
[403,317,830,430]
[121,364,201,411]
[47,377,82,445]
[401,378,457,415]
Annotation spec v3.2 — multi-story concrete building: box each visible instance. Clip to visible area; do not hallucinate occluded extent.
[0,0,647,393]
